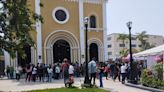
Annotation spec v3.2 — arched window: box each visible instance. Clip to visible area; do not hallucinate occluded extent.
[90,15,96,28]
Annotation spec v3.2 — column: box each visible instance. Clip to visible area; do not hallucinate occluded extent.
[78,48,81,64]
[31,47,35,64]
[34,48,37,65]
[35,0,42,63]
[4,51,10,67]
[47,48,51,64]
[51,47,53,64]
[79,0,85,63]
[75,48,78,62]
[72,48,76,63]
[102,0,108,62]
[44,47,47,64]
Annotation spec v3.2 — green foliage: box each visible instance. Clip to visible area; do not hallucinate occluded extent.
[25,88,109,92]
[136,31,149,50]
[160,81,164,90]
[117,33,128,46]
[154,62,163,80]
[141,62,164,89]
[119,48,129,57]
[0,0,43,58]
[0,49,4,55]
[141,69,161,88]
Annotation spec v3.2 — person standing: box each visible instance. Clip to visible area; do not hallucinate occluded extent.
[61,58,69,87]
[98,63,104,87]
[55,63,60,79]
[110,62,115,79]
[6,65,10,79]
[10,66,14,79]
[32,65,37,82]
[104,65,109,80]
[26,64,32,82]
[79,64,83,77]
[16,66,22,81]
[88,57,97,85]
[47,65,53,82]
[68,63,74,76]
[113,63,121,82]
[38,64,44,82]
[121,63,127,84]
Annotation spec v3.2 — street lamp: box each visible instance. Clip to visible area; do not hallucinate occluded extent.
[84,17,90,85]
[126,21,136,84]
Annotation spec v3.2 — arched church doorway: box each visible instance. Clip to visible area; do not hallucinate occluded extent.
[89,43,98,61]
[53,40,70,63]
[18,45,31,67]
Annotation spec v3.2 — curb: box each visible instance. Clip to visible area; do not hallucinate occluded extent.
[125,83,164,92]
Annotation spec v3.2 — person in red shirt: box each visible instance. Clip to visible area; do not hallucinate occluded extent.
[104,65,109,80]
[61,58,69,87]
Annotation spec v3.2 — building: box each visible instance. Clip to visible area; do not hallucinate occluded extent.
[107,33,164,60]
[3,0,108,67]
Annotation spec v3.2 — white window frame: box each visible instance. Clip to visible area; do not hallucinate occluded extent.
[52,6,69,24]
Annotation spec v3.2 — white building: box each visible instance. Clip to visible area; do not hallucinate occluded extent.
[107,33,164,60]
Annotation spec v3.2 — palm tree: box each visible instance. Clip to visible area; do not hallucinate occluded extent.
[136,31,148,50]
[117,33,128,48]
[119,48,129,57]
[117,33,128,58]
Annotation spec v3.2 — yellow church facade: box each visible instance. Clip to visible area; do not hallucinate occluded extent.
[4,0,108,66]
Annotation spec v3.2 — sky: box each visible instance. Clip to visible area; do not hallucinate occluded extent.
[106,0,164,36]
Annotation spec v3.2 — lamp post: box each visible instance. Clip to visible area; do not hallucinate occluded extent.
[84,17,90,85]
[126,21,136,83]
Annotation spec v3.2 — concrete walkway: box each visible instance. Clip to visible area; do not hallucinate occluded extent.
[0,77,151,92]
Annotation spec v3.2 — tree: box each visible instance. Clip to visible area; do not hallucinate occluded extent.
[117,33,128,48]
[136,31,148,50]
[119,48,138,57]
[0,0,43,58]
[117,33,128,57]
[119,48,129,57]
[145,42,155,50]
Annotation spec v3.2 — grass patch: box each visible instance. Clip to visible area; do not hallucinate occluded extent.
[26,87,109,92]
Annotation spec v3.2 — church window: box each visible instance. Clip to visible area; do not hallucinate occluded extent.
[52,7,69,24]
[55,10,67,21]
[90,15,96,28]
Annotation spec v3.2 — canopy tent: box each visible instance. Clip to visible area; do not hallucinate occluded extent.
[133,44,164,80]
[133,44,164,57]
[133,44,164,69]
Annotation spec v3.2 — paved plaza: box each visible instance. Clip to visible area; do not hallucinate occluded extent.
[0,77,150,92]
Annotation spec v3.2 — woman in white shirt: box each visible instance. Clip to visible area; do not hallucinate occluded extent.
[121,63,127,84]
[32,66,37,82]
[47,65,53,82]
[69,63,74,76]
[55,64,60,79]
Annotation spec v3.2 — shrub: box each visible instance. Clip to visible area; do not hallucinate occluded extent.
[154,62,163,80]
[141,69,161,88]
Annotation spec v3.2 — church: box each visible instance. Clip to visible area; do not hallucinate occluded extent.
[4,0,108,67]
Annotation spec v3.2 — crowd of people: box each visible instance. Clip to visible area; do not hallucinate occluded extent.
[4,57,144,87]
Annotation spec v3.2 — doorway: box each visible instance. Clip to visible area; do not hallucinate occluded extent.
[53,40,71,63]
[89,43,98,61]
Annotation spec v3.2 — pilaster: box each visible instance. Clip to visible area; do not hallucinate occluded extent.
[103,0,108,61]
[35,0,42,63]
[79,0,85,63]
